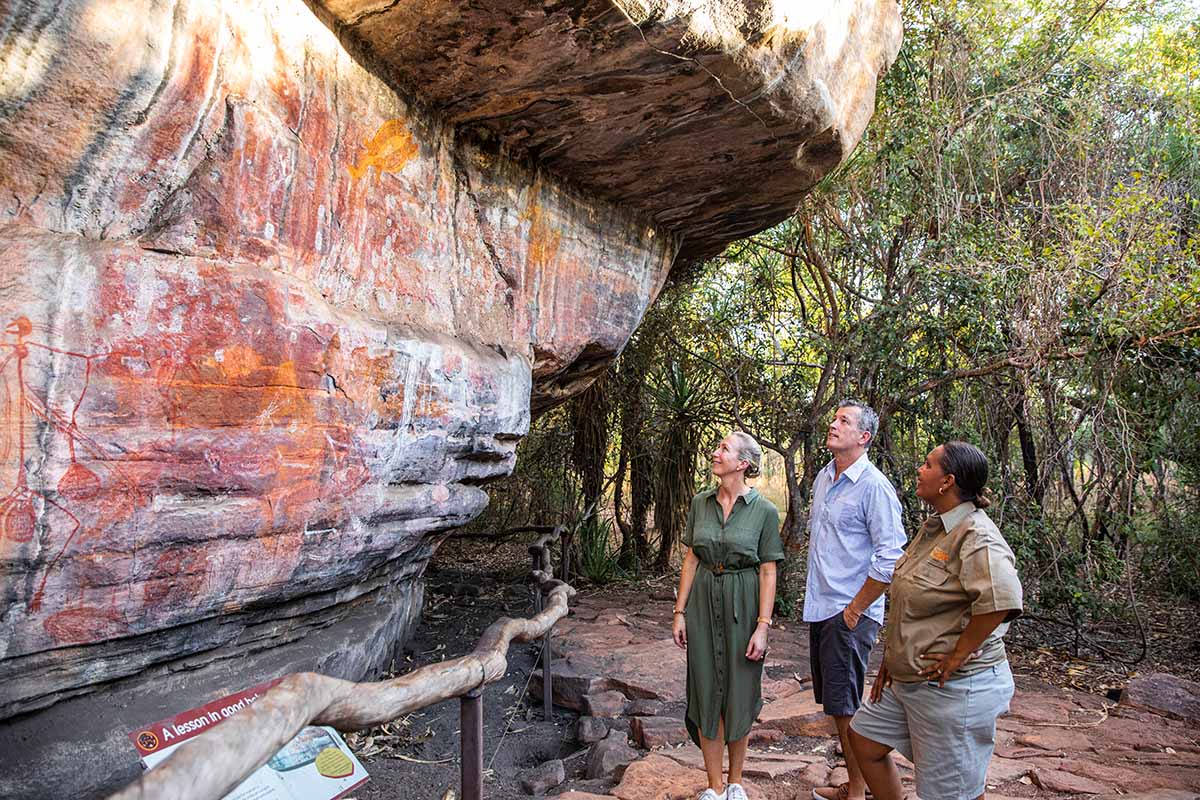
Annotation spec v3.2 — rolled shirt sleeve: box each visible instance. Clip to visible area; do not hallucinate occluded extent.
[865,480,907,585]
[757,504,785,563]
[959,530,1024,620]
[682,497,697,548]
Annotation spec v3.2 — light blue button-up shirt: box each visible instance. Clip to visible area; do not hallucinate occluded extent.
[803,453,906,625]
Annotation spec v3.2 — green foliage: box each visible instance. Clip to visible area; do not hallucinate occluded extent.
[471,1,1200,650]
[575,516,624,585]
[648,360,719,570]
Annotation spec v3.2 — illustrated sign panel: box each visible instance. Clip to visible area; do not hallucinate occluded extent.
[127,679,369,799]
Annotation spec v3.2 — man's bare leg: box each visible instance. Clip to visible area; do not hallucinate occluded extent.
[813,716,869,800]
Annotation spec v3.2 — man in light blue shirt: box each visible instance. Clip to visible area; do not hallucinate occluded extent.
[805,400,905,800]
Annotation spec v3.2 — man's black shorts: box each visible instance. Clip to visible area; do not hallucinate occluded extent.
[809,611,881,717]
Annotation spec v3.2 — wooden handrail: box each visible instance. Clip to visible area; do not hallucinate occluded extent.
[528,524,567,575]
[109,572,575,800]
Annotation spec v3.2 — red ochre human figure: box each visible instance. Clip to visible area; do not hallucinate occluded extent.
[0,316,111,610]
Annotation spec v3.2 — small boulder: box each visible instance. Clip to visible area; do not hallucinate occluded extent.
[627,698,664,716]
[531,662,610,711]
[756,692,837,737]
[519,759,565,795]
[630,715,689,749]
[748,727,786,746]
[577,716,609,743]
[1033,767,1109,795]
[586,730,639,779]
[1120,673,1200,724]
[584,689,629,718]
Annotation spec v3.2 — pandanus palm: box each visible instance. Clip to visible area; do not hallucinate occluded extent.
[649,361,717,572]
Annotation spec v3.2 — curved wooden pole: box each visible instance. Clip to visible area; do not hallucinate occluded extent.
[528,525,566,574]
[109,577,575,800]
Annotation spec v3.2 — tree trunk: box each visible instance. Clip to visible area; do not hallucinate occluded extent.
[1015,394,1044,506]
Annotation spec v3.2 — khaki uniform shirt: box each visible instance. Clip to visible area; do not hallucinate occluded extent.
[884,502,1023,683]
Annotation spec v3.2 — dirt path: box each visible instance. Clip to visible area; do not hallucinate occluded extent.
[346,539,1200,800]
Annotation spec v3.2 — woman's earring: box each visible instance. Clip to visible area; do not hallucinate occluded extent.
[938,487,945,495]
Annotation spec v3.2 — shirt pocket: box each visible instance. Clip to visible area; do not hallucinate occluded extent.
[834,497,865,533]
[911,560,953,587]
[728,524,761,561]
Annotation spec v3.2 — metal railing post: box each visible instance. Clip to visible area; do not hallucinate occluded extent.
[460,688,484,800]
[542,617,553,720]
[530,551,554,721]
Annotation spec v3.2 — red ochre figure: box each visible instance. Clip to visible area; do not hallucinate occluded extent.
[1,316,112,611]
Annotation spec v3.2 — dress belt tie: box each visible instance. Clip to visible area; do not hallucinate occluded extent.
[699,562,757,623]
[700,562,757,576]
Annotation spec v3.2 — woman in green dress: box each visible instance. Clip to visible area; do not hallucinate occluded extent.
[672,431,785,800]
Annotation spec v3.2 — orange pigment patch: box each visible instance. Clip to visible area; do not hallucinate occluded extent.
[521,195,563,271]
[348,119,419,181]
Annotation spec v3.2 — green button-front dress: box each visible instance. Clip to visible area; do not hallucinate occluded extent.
[682,488,785,746]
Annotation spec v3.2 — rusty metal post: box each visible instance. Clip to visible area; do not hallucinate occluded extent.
[559,531,570,583]
[460,688,484,800]
[542,614,553,720]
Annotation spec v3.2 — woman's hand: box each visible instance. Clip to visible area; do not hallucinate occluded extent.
[869,661,892,703]
[745,625,768,661]
[917,649,970,687]
[921,611,1009,685]
[672,613,687,649]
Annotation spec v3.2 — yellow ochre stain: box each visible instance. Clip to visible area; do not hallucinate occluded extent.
[348,119,419,180]
[520,183,563,269]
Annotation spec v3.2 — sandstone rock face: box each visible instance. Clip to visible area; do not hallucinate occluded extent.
[0,0,899,796]
[312,0,904,265]
[1121,673,1200,724]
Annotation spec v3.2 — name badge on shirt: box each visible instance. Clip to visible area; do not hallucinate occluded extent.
[931,548,951,563]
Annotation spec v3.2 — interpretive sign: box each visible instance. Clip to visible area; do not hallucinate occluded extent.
[127,679,369,799]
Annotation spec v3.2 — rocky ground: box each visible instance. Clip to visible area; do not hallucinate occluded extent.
[345,536,1200,800]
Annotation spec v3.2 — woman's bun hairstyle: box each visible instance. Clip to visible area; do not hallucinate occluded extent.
[938,441,990,508]
[729,431,762,479]
[974,487,993,509]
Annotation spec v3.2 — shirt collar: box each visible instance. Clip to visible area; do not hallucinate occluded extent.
[704,486,757,505]
[938,501,976,533]
[824,452,871,483]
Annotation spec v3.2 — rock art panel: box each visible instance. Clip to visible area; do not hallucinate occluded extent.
[0,0,900,796]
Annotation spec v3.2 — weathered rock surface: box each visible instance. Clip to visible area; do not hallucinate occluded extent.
[578,715,613,743]
[612,753,765,799]
[0,0,900,797]
[1121,673,1200,724]
[756,691,838,737]
[586,689,632,718]
[312,0,904,265]
[630,715,690,748]
[661,744,825,781]
[587,729,640,779]
[520,758,567,795]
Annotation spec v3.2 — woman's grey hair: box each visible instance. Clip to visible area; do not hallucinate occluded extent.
[728,431,763,478]
[838,399,879,448]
